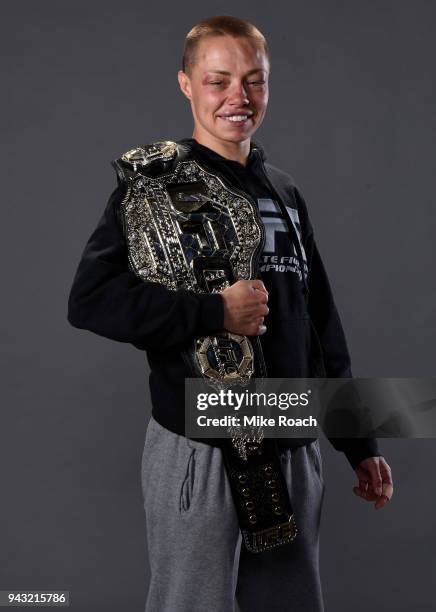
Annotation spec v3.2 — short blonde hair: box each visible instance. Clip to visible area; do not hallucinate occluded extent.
[182,15,270,77]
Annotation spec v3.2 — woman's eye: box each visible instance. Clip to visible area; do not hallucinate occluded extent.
[208,80,264,86]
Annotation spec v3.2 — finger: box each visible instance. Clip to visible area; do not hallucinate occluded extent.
[352,486,378,501]
[257,291,269,304]
[260,304,269,315]
[353,467,370,495]
[382,481,394,501]
[253,290,268,305]
[251,279,269,295]
[358,479,369,494]
[374,494,390,510]
[367,459,383,496]
[254,303,269,316]
[249,318,267,335]
[379,459,394,501]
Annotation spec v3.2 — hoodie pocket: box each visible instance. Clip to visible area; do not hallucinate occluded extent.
[179,447,197,513]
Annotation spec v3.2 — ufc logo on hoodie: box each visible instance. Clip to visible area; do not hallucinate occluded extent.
[257,198,308,281]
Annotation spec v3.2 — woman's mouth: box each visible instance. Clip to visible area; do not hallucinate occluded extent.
[218,114,253,126]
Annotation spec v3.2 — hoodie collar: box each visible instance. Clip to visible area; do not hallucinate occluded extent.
[177,137,267,170]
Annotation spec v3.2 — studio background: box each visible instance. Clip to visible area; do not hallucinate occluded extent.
[1,1,435,611]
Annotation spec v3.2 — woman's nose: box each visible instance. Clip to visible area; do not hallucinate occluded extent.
[227,83,249,105]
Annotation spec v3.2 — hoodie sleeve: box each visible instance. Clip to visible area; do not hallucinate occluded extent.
[295,187,380,470]
[67,180,224,350]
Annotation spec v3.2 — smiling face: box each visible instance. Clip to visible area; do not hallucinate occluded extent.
[178,34,270,159]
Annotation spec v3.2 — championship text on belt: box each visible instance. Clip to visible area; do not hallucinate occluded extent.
[114,140,298,553]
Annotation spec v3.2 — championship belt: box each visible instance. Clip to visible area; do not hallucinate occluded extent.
[113,140,298,552]
[222,436,297,553]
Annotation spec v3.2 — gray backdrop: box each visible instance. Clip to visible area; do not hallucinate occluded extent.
[1,1,435,610]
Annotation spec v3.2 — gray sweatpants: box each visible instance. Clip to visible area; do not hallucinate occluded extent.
[141,415,325,612]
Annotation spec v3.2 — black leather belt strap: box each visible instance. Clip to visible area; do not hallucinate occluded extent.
[221,437,298,553]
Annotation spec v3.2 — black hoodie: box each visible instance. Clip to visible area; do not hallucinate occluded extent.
[67,137,379,470]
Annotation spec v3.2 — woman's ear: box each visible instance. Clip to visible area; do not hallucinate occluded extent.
[177,70,192,101]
